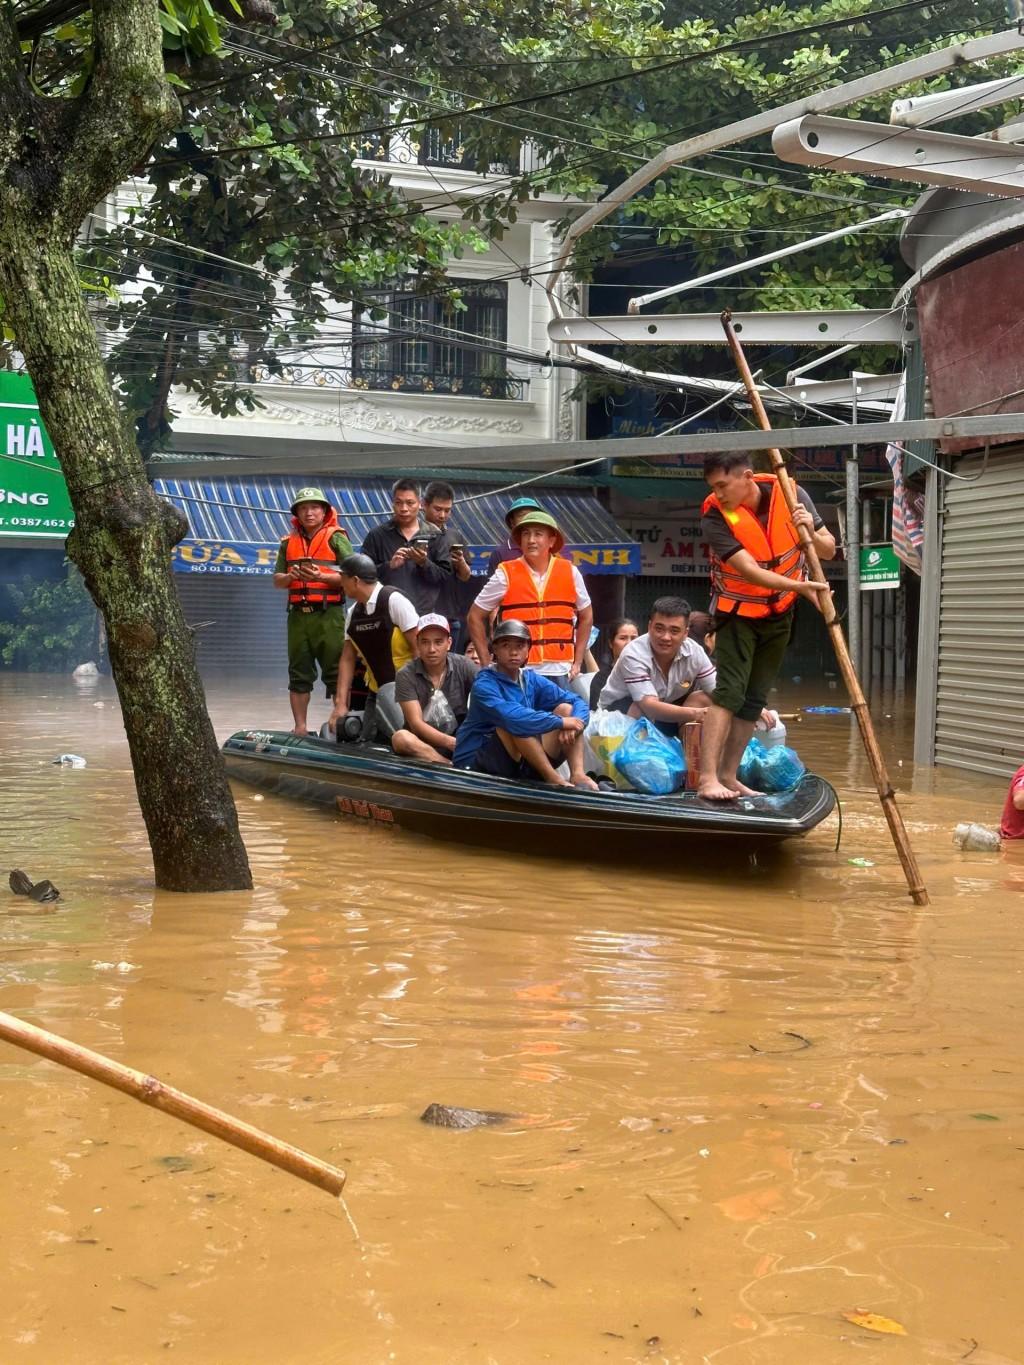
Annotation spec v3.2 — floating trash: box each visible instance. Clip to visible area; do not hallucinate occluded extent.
[803,706,852,716]
[952,822,1000,852]
[848,857,875,868]
[52,754,87,768]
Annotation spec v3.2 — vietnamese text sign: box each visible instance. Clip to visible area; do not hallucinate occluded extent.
[0,373,75,539]
[169,539,642,576]
[859,543,900,590]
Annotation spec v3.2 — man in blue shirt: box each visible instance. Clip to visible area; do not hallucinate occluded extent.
[454,619,596,789]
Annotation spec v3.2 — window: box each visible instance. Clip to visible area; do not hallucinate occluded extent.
[351,278,524,399]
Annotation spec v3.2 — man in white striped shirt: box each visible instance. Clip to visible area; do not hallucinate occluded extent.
[598,596,716,738]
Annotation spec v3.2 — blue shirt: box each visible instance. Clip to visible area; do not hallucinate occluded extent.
[453,666,589,768]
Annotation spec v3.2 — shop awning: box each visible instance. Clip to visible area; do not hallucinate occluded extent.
[154,475,640,576]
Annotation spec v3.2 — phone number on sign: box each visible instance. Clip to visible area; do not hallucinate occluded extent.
[0,517,74,529]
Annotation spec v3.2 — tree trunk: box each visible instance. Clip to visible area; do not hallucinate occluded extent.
[0,232,252,892]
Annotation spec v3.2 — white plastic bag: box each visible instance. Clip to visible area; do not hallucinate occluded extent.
[584,709,634,788]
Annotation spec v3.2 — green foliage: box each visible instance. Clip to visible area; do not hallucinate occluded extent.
[0,569,99,672]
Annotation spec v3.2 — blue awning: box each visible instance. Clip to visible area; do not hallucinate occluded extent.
[155,475,640,576]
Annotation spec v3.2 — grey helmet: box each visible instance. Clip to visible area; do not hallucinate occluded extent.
[339,553,378,583]
[491,618,532,646]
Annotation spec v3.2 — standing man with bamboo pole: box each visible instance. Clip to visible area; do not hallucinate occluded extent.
[698,451,834,801]
[718,311,929,907]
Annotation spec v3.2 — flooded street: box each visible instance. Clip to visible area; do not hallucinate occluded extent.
[1,671,1022,1364]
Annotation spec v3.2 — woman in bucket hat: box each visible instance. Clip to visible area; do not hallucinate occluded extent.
[272,487,353,734]
[467,509,592,689]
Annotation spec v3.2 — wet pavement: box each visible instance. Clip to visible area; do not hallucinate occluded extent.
[1,672,1022,1363]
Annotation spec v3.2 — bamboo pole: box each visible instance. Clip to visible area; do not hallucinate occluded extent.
[719,311,929,907]
[0,1010,346,1196]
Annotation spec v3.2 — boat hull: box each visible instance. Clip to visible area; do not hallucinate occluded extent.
[222,730,836,854]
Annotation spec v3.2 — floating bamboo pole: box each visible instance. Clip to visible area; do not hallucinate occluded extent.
[720,311,928,906]
[0,1009,346,1196]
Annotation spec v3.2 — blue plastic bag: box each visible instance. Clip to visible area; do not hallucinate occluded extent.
[758,744,805,792]
[738,737,806,793]
[613,717,686,795]
[738,736,766,786]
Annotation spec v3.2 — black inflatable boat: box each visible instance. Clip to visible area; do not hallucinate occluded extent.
[222,730,836,853]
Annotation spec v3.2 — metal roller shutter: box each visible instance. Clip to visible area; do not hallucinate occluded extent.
[935,445,1024,777]
[174,575,288,679]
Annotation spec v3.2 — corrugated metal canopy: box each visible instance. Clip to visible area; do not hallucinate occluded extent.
[155,475,640,576]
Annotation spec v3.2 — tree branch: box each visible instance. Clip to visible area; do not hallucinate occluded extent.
[49,0,180,239]
[0,6,34,181]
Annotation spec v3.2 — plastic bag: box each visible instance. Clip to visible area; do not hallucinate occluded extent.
[613,717,686,795]
[584,709,634,788]
[738,737,805,792]
[423,687,458,735]
[758,744,805,792]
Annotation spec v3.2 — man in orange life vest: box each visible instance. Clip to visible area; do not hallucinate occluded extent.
[699,453,834,801]
[272,487,353,736]
[466,510,592,687]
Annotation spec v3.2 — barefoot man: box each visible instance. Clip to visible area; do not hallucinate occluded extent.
[453,619,598,790]
[699,453,834,800]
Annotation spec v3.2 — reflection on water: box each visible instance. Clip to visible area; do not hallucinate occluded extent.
[1,672,1022,1364]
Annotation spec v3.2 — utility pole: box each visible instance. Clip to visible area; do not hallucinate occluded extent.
[846,377,861,676]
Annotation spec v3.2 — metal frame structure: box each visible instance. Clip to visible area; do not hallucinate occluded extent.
[548,309,917,347]
[772,115,1024,198]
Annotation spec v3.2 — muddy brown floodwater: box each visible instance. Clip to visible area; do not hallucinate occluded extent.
[1,672,1023,1364]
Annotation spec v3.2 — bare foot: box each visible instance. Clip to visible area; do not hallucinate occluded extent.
[573,774,600,792]
[291,725,308,736]
[726,779,762,797]
[698,779,739,801]
[546,775,573,788]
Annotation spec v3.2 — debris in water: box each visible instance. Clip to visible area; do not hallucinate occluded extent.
[52,753,87,768]
[8,869,60,902]
[645,1193,682,1231]
[842,1310,907,1336]
[848,857,875,868]
[528,1274,555,1289]
[970,1113,1000,1122]
[952,823,1001,852]
[72,662,99,678]
[419,1103,515,1129]
[749,1030,812,1054]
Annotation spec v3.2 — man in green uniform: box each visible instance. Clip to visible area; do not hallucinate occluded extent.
[272,487,353,734]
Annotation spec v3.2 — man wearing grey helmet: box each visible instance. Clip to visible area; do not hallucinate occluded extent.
[273,486,353,735]
[453,619,595,788]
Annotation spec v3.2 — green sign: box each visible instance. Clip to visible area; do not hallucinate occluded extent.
[0,372,75,539]
[859,543,900,591]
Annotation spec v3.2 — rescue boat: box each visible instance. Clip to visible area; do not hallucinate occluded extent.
[222,730,836,852]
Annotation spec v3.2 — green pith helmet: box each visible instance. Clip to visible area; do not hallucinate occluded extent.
[511,510,565,554]
[504,496,542,528]
[290,486,331,514]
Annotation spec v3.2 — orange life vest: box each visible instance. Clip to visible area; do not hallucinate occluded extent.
[282,507,346,609]
[497,555,577,666]
[702,474,804,618]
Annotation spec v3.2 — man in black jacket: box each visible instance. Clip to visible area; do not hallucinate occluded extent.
[361,478,452,614]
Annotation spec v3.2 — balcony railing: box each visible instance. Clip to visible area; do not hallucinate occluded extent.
[248,361,527,401]
[357,129,544,176]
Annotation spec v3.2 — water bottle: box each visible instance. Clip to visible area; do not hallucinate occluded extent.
[952,822,1001,852]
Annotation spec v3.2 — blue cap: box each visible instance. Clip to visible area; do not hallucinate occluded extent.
[504,496,542,527]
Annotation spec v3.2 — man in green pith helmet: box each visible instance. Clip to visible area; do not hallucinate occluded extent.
[272,487,353,735]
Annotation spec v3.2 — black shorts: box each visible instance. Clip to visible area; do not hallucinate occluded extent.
[469,731,532,781]
[604,694,681,741]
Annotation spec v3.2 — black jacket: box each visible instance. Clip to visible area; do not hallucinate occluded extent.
[360,518,452,615]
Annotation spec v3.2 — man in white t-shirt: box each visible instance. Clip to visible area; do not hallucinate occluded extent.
[467,511,592,688]
[599,596,716,739]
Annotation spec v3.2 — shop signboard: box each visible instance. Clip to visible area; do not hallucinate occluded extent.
[859,543,901,590]
[620,508,846,580]
[0,372,75,539]
[168,539,640,576]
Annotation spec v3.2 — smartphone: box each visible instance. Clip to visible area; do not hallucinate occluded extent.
[451,542,465,555]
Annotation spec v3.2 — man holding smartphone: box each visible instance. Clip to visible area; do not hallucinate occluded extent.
[273,487,353,735]
[423,480,475,651]
[360,478,452,615]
